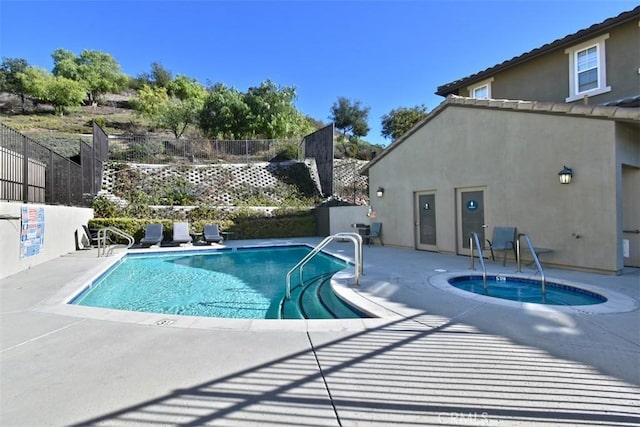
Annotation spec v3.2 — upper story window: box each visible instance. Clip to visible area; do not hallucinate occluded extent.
[577,46,598,92]
[565,34,611,102]
[468,78,493,99]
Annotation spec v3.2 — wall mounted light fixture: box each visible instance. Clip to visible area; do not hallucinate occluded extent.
[376,187,384,197]
[559,165,573,184]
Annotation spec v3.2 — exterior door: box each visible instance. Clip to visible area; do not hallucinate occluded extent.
[457,187,486,256]
[415,191,437,251]
[622,165,640,267]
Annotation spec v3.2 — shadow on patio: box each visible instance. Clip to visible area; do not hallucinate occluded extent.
[72,313,639,426]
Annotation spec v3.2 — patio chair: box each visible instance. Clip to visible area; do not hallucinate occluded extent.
[203,224,224,244]
[172,222,192,245]
[365,222,384,246]
[486,226,517,266]
[139,223,164,247]
[81,224,100,248]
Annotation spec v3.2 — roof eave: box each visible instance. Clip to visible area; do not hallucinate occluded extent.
[361,95,640,174]
[435,6,640,97]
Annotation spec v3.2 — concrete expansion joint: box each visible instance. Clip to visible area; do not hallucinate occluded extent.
[0,318,87,354]
[306,331,342,427]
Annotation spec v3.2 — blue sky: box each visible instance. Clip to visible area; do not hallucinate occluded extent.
[0,0,637,146]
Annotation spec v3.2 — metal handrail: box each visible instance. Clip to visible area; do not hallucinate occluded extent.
[285,232,362,300]
[97,227,135,257]
[469,232,488,294]
[516,233,546,295]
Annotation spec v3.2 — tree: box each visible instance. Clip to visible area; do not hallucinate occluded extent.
[132,77,206,140]
[18,66,50,103]
[199,83,250,139]
[198,80,316,140]
[133,62,173,89]
[45,76,87,115]
[166,75,207,101]
[329,97,370,157]
[244,80,313,138]
[18,66,85,115]
[305,116,326,131]
[51,49,80,80]
[149,62,173,88]
[155,97,204,140]
[0,57,29,111]
[130,84,169,116]
[52,49,128,104]
[380,105,428,140]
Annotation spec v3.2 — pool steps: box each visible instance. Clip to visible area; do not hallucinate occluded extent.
[281,273,366,320]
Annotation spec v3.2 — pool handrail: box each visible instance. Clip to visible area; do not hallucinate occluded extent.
[285,232,362,300]
[469,232,488,293]
[97,226,135,257]
[516,233,546,295]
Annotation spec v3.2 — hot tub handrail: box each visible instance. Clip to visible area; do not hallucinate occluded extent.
[469,232,487,293]
[285,232,362,300]
[516,233,546,295]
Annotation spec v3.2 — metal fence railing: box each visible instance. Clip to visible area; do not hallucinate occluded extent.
[0,120,370,207]
[0,122,107,206]
[108,135,302,164]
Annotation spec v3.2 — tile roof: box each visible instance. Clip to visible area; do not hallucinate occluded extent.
[444,95,640,121]
[436,6,640,96]
[604,95,640,108]
[361,95,640,173]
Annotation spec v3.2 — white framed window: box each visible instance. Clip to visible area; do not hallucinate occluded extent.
[468,77,493,99]
[565,34,611,102]
[473,85,489,99]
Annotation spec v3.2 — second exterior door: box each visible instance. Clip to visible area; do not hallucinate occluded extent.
[457,187,486,256]
[623,165,640,267]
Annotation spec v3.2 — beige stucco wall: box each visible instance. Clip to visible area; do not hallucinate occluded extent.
[316,206,370,236]
[368,105,625,273]
[0,202,93,279]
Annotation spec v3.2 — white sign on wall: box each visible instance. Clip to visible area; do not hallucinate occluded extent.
[20,206,45,258]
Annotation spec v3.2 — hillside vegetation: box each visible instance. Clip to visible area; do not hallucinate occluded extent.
[0,92,152,157]
[0,51,387,158]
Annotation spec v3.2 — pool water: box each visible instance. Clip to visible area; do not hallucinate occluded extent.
[448,275,606,305]
[71,246,358,319]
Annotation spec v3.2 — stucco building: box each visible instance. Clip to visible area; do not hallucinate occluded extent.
[363,7,640,274]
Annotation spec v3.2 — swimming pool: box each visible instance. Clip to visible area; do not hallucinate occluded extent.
[70,245,366,319]
[448,275,606,305]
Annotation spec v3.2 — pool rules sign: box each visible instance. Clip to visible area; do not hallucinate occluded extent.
[20,205,44,258]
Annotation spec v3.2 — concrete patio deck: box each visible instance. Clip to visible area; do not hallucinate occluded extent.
[1,238,639,426]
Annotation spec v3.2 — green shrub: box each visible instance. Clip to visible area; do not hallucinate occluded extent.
[229,210,315,239]
[187,205,217,221]
[272,163,320,199]
[89,207,317,242]
[190,219,234,234]
[162,177,197,206]
[271,142,299,161]
[91,117,106,129]
[91,195,121,218]
[88,218,169,242]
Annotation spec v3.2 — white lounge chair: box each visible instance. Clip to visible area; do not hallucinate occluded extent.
[172,222,192,245]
